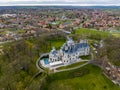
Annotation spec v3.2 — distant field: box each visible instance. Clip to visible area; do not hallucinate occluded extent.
[75,28,111,39]
[112,33,120,37]
[110,30,120,37]
[15,29,26,33]
[41,64,120,90]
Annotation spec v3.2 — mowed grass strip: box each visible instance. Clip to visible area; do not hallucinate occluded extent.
[41,64,120,90]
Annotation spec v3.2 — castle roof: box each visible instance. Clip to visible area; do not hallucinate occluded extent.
[50,38,89,55]
[50,47,58,55]
[61,39,89,54]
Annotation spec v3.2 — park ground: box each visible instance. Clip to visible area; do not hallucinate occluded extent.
[41,64,120,90]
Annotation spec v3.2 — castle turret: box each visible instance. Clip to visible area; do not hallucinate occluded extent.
[49,47,59,63]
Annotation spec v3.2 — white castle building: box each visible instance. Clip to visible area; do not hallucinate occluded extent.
[48,37,90,66]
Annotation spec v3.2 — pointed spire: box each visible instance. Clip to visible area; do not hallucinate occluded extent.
[67,36,70,41]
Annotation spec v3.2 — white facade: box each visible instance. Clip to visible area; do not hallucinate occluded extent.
[49,38,90,65]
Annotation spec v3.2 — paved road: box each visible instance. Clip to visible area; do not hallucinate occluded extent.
[36,53,49,72]
[54,53,94,73]
[36,57,44,72]
[54,61,90,73]
[36,52,94,73]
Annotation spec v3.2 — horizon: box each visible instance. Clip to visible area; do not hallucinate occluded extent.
[0,4,120,6]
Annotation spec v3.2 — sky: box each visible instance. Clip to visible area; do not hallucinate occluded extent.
[0,0,120,6]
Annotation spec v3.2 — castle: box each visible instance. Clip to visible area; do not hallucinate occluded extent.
[48,37,90,66]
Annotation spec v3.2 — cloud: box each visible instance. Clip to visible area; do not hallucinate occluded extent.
[0,0,120,5]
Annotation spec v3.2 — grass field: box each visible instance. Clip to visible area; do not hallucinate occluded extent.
[75,28,111,39]
[15,29,26,33]
[49,40,65,50]
[44,40,65,52]
[112,33,120,37]
[41,64,120,90]
[27,36,66,53]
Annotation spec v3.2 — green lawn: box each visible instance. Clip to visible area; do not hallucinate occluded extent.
[0,29,26,35]
[75,28,111,40]
[56,61,87,70]
[50,40,65,50]
[43,39,66,52]
[0,31,6,35]
[41,64,120,90]
[79,55,91,60]
[27,36,66,53]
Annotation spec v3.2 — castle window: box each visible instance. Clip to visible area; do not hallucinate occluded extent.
[68,55,69,58]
